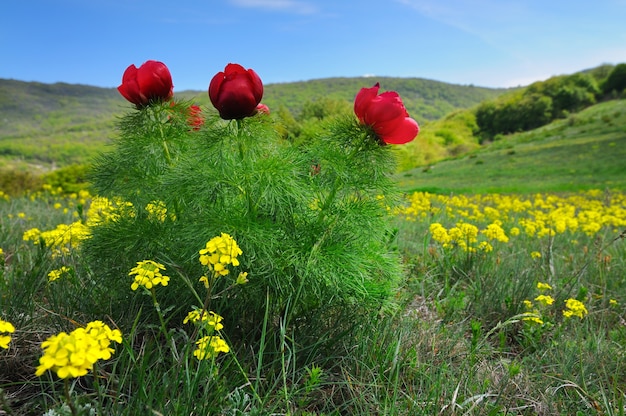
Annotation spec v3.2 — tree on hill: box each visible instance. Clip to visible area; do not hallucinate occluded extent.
[603,63,626,95]
[475,72,602,140]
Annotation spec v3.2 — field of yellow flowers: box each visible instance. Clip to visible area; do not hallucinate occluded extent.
[1,185,626,414]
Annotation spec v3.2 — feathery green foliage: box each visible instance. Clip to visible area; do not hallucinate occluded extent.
[84,100,404,344]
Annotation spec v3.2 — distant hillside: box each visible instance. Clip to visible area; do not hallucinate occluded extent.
[0,76,507,170]
[216,77,506,121]
[395,99,626,193]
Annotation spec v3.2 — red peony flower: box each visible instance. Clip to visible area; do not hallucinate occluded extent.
[209,63,264,120]
[187,105,204,130]
[354,83,419,145]
[117,60,174,107]
[254,103,270,115]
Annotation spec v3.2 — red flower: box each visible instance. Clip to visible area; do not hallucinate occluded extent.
[254,103,270,115]
[209,63,264,120]
[354,83,419,145]
[118,60,173,107]
[187,105,204,130]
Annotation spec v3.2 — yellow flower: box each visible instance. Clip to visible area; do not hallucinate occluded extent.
[0,319,16,349]
[534,294,555,306]
[35,322,121,379]
[481,223,509,243]
[522,313,544,325]
[199,233,242,277]
[23,228,42,242]
[146,200,173,222]
[84,321,122,360]
[429,223,450,245]
[478,241,493,252]
[35,329,100,379]
[536,282,552,291]
[530,251,542,259]
[193,336,230,360]
[129,260,170,291]
[48,266,71,282]
[563,298,588,319]
[236,272,249,285]
[183,310,224,331]
[523,300,533,309]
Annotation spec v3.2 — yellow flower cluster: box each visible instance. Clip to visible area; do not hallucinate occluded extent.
[563,298,588,319]
[397,190,626,239]
[47,266,71,282]
[193,335,230,360]
[145,200,175,222]
[0,319,15,349]
[35,321,122,379]
[183,310,224,331]
[199,233,243,277]
[85,196,135,228]
[21,195,137,257]
[23,222,90,257]
[522,282,589,325]
[129,260,170,291]
[429,221,508,253]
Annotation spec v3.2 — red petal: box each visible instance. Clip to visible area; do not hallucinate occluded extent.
[118,64,142,105]
[380,117,419,145]
[208,71,225,106]
[354,83,380,122]
[247,68,264,102]
[366,92,407,125]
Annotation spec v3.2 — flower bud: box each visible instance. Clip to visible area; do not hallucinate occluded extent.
[354,83,419,145]
[209,63,264,120]
[117,60,173,107]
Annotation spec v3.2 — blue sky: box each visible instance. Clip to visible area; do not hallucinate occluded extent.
[2,0,626,91]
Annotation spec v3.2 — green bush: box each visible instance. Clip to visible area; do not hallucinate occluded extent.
[603,63,626,95]
[83,100,405,346]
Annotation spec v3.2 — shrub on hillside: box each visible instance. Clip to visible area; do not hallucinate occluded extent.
[603,63,626,95]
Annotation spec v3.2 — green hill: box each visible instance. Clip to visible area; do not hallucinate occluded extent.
[395,98,626,193]
[0,77,507,171]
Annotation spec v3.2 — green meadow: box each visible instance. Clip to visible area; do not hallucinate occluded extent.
[1,67,626,415]
[397,99,626,194]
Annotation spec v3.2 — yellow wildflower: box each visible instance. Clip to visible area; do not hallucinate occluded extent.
[563,298,588,319]
[48,266,71,282]
[534,294,555,306]
[193,336,229,360]
[0,319,16,349]
[183,310,224,331]
[129,260,170,291]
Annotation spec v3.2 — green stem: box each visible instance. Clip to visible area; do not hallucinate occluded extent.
[150,288,175,357]
[64,378,78,416]
[151,105,172,164]
[190,272,217,342]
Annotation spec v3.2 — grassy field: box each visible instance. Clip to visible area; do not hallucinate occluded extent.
[1,81,625,414]
[1,184,625,415]
[396,99,626,194]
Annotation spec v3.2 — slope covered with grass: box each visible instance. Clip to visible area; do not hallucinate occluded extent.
[396,99,626,193]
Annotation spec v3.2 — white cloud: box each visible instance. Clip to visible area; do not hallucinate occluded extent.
[229,0,317,14]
